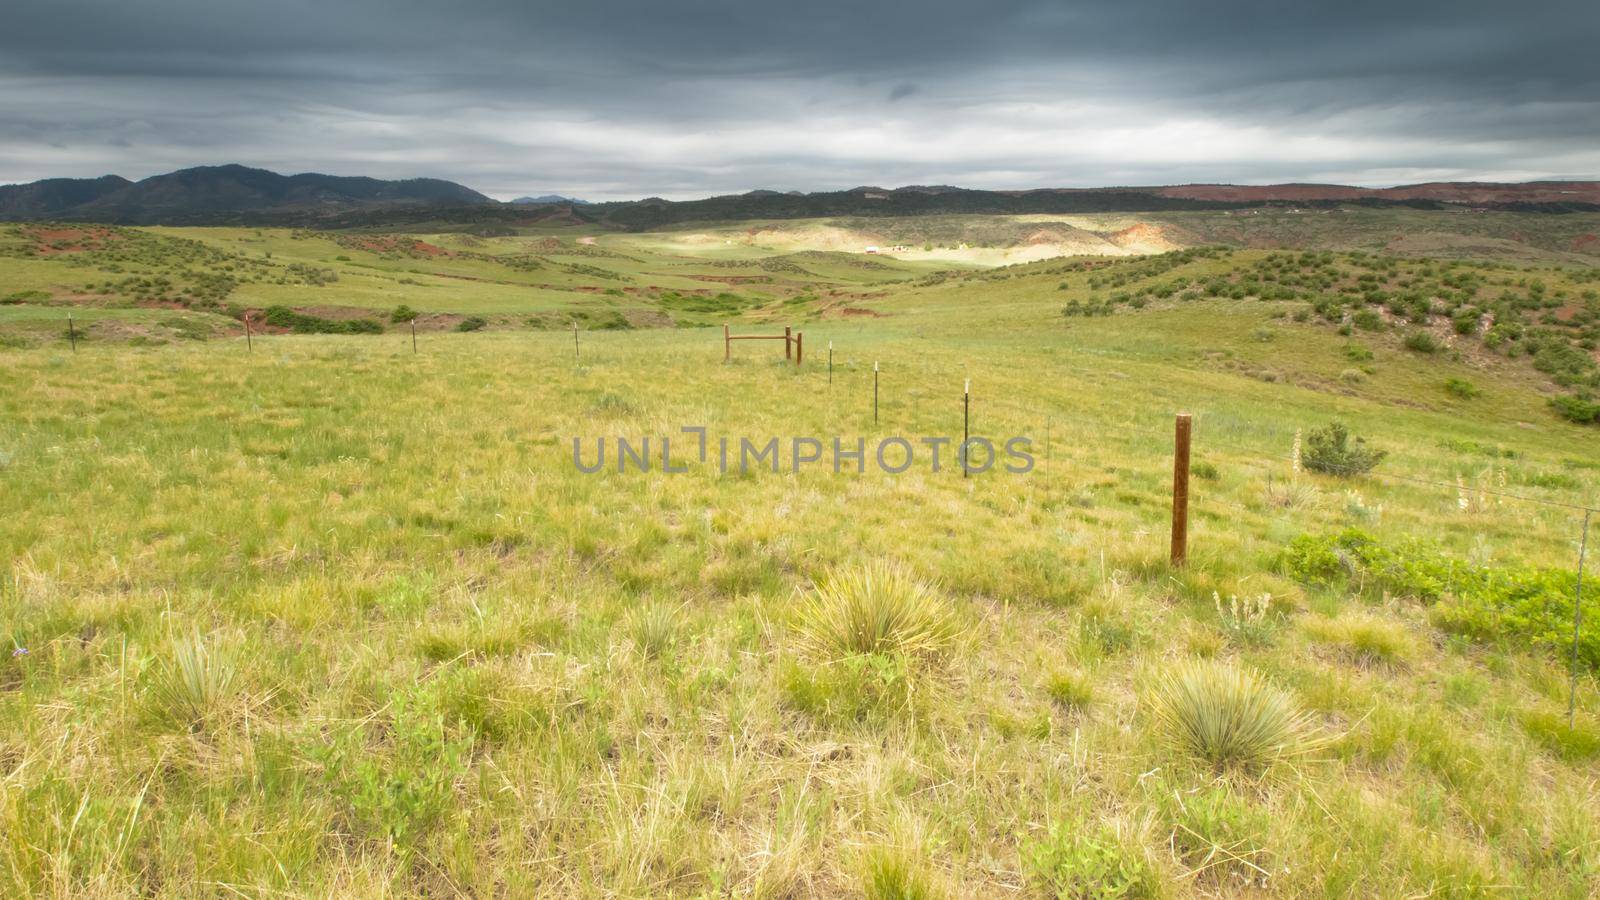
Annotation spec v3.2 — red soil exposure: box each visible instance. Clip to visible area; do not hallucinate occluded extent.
[342,235,452,257]
[838,307,885,317]
[1572,234,1599,251]
[24,225,124,255]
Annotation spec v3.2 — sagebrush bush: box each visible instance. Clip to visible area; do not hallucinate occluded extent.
[1403,331,1439,353]
[1151,659,1317,771]
[794,563,956,660]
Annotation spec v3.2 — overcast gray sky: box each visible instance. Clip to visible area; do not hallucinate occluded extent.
[3,0,1597,200]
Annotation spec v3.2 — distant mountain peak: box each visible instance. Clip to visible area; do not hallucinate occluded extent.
[511,194,590,206]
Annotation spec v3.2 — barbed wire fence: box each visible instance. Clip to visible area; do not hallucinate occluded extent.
[789,348,1597,721]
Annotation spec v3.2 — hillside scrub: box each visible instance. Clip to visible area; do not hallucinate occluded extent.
[262,304,384,334]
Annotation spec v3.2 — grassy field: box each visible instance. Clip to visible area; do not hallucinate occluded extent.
[3,211,1600,897]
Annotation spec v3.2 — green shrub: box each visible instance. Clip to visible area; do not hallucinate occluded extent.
[390,304,418,323]
[1403,331,1439,353]
[1301,422,1385,476]
[1191,460,1219,481]
[261,305,383,334]
[1025,822,1157,899]
[1550,394,1600,425]
[1352,309,1384,331]
[456,316,487,332]
[1150,659,1317,772]
[1278,529,1600,669]
[1443,378,1481,399]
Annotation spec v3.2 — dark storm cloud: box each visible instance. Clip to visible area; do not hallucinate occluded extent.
[2,1,1596,199]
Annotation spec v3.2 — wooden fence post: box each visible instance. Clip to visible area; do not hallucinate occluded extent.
[68,314,77,352]
[795,332,803,366]
[1570,509,1592,726]
[724,324,730,362]
[785,326,792,361]
[245,314,252,351]
[873,361,879,425]
[1171,413,1192,566]
[962,379,970,479]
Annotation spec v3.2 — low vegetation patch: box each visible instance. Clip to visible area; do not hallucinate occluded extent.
[1025,821,1157,899]
[261,305,384,334]
[1279,528,1598,668]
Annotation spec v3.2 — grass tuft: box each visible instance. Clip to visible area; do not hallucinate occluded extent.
[860,844,940,900]
[1521,710,1600,761]
[1045,668,1095,714]
[1150,659,1318,772]
[1305,614,1416,667]
[148,632,238,731]
[627,603,681,659]
[794,563,956,661]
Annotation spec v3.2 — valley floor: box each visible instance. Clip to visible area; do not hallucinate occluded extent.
[2,215,1600,897]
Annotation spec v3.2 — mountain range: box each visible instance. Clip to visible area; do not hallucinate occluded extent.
[511,194,590,206]
[0,164,490,225]
[2,165,1596,228]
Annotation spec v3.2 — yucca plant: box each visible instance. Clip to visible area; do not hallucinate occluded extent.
[150,632,237,731]
[1150,659,1317,772]
[795,563,957,661]
[627,603,681,660]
